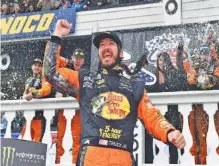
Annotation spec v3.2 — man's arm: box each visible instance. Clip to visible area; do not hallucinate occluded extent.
[138,90,175,143]
[30,46,70,98]
[23,78,34,101]
[28,77,52,98]
[137,90,186,149]
[58,55,69,68]
[23,86,32,101]
[43,36,80,100]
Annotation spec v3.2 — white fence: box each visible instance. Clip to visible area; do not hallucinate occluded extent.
[1,90,219,166]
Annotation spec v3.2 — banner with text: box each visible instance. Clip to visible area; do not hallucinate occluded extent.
[1,8,76,40]
[1,138,47,166]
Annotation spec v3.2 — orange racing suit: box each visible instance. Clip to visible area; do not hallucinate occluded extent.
[53,56,82,163]
[23,76,52,142]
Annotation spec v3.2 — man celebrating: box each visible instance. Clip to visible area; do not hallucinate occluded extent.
[43,20,186,166]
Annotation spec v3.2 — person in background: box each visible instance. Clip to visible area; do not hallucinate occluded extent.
[188,45,219,89]
[8,3,15,14]
[23,0,30,10]
[71,0,87,11]
[37,0,54,11]
[53,0,61,9]
[11,111,26,139]
[19,3,26,13]
[27,3,35,12]
[155,42,197,92]
[1,111,8,138]
[55,48,85,164]
[23,58,51,142]
[155,51,179,91]
[1,111,25,139]
[14,3,20,14]
[59,0,71,9]
[1,3,8,15]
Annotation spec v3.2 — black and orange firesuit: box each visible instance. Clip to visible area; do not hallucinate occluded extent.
[23,74,54,142]
[43,36,176,166]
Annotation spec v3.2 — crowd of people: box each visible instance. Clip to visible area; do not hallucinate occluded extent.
[1,0,161,15]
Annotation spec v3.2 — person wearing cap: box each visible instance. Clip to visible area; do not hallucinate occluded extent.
[68,48,85,164]
[23,58,43,102]
[67,48,86,70]
[23,58,54,142]
[23,58,53,100]
[54,48,85,164]
[194,45,219,89]
[43,19,186,166]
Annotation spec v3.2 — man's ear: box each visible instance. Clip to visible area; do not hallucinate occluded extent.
[119,50,124,59]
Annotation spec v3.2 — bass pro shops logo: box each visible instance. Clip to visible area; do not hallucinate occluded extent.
[2,147,15,166]
[90,92,131,120]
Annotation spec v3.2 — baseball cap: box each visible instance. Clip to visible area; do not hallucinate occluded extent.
[32,58,42,65]
[93,31,122,49]
[72,48,85,58]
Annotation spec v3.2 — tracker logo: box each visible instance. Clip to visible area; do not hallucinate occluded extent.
[2,147,16,166]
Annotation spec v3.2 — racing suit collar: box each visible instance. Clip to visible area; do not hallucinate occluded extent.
[101,65,123,75]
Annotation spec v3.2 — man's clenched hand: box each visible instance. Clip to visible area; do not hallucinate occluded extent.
[167,130,186,149]
[53,19,72,38]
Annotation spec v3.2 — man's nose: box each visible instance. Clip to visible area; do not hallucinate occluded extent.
[103,47,110,52]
